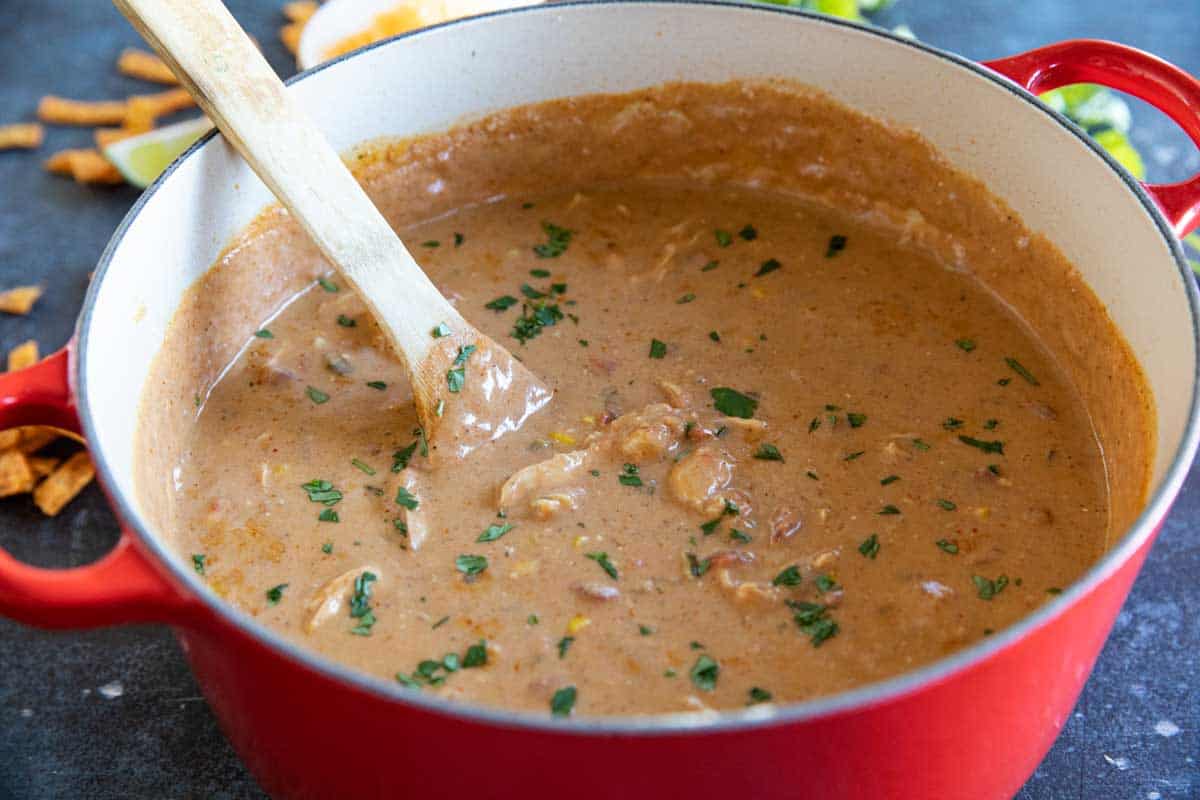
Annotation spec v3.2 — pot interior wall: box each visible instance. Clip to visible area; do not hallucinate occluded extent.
[86,3,1191,566]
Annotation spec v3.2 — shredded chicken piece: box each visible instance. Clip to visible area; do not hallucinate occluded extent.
[572,582,620,601]
[656,379,688,408]
[668,446,735,516]
[530,489,584,520]
[717,416,768,441]
[303,566,379,634]
[716,567,779,604]
[770,506,803,543]
[499,450,592,512]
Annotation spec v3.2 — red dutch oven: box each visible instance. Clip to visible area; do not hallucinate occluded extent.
[2,4,1199,798]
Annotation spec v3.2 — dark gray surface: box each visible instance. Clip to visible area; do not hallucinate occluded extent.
[0,1,1197,798]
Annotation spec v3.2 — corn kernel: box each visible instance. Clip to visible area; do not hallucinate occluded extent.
[567,614,591,634]
[973,507,991,520]
[751,287,766,299]
[581,415,596,425]
[550,431,576,446]
[573,535,588,549]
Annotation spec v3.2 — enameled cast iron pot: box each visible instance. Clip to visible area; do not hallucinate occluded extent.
[2,4,1199,798]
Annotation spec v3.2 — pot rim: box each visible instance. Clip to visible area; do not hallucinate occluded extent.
[77,0,1200,735]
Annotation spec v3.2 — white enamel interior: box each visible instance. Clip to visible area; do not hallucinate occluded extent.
[85,3,1194,599]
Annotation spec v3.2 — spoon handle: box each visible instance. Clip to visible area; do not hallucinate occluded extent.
[113,0,462,367]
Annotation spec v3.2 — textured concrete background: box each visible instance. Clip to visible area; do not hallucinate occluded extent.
[0,1,1196,798]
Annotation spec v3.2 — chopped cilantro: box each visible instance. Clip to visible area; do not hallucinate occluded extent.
[730,529,751,543]
[337,314,357,328]
[859,534,880,559]
[959,435,1004,454]
[690,654,720,691]
[772,565,802,587]
[477,522,514,543]
[825,234,847,258]
[847,412,867,428]
[191,554,206,575]
[455,554,488,577]
[533,221,572,258]
[1005,357,1040,385]
[638,624,655,636]
[550,686,577,717]
[844,450,865,461]
[753,443,784,461]
[738,224,757,241]
[253,329,273,339]
[715,229,733,247]
[392,442,418,472]
[422,240,440,248]
[789,600,839,646]
[649,339,667,359]
[266,583,288,605]
[395,486,419,510]
[302,479,342,506]
[955,338,976,352]
[585,551,619,580]
[686,553,712,578]
[702,260,719,272]
[880,475,900,485]
[618,463,643,487]
[973,574,1009,600]
[755,258,782,277]
[350,458,375,476]
[453,232,464,247]
[557,636,574,659]
[711,387,758,418]
[937,499,957,511]
[747,687,773,705]
[318,508,338,523]
[943,417,964,430]
[530,268,551,278]
[815,574,839,593]
[879,505,901,515]
[485,295,518,312]
[366,380,387,390]
[528,614,540,625]
[306,386,329,404]
[676,293,696,304]
[911,438,932,451]
[806,471,819,480]
[463,640,488,667]
[984,418,999,430]
[431,322,451,338]
[321,542,333,554]
[708,330,720,342]
[936,539,959,554]
[349,571,377,635]
[317,276,338,293]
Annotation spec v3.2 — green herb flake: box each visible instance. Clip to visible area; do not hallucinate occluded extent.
[477,522,514,543]
[972,574,1010,600]
[955,338,976,353]
[943,417,964,431]
[253,329,273,339]
[936,539,959,555]
[318,508,339,523]
[1046,587,1063,595]
[959,435,1004,455]
[879,505,901,515]
[321,542,333,554]
[815,574,839,594]
[348,571,377,635]
[806,471,819,481]
[998,378,1012,387]
[1005,357,1040,386]
[557,636,574,659]
[463,640,488,668]
[455,554,488,577]
[550,686,577,717]
[422,240,440,248]
[808,417,820,433]
[528,614,540,625]
[366,380,387,390]
[191,554,206,575]
[302,479,342,506]
[618,463,643,488]
[690,654,720,692]
[789,600,839,647]
[391,442,418,472]
[306,386,329,404]
[266,583,288,605]
[772,565,802,587]
[350,458,375,476]
[485,295,519,312]
[844,450,865,461]
[638,624,655,636]
[730,528,752,544]
[700,517,722,536]
[431,322,451,338]
[711,387,758,419]
[585,551,619,580]
[880,475,900,486]
[530,268,551,278]
[755,258,782,277]
[686,552,712,578]
[753,443,784,461]
[709,330,721,342]
[395,486,420,510]
[825,234,848,258]
[701,260,720,272]
[747,687,773,705]
[715,229,733,247]
[317,276,338,293]
[454,232,464,247]
[676,293,696,305]
[847,412,867,428]
[984,418,999,430]
[336,314,357,329]
[533,221,572,258]
[859,534,880,559]
[649,339,668,359]
[738,224,758,241]
[937,499,957,511]
[912,438,932,451]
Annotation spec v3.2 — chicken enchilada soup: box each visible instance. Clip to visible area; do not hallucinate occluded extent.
[135,81,1154,716]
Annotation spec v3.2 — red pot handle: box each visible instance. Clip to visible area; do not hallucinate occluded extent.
[984,39,1200,238]
[0,348,196,629]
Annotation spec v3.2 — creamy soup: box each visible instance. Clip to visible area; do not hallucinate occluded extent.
[135,82,1153,716]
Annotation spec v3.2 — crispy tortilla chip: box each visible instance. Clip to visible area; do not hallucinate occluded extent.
[18,426,60,455]
[7,340,38,372]
[0,123,44,150]
[0,285,42,315]
[38,96,129,126]
[132,88,195,119]
[33,451,94,516]
[45,148,123,184]
[0,450,35,497]
[28,456,60,479]
[283,1,318,23]
[280,22,304,55]
[94,127,139,149]
[117,48,179,85]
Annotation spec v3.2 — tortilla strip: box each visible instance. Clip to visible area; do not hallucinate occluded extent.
[28,456,60,479]
[283,1,318,23]
[45,149,123,184]
[132,88,195,118]
[33,451,94,516]
[0,286,42,315]
[38,96,128,126]
[0,450,35,497]
[18,427,60,455]
[117,48,179,85]
[6,340,38,372]
[0,123,44,150]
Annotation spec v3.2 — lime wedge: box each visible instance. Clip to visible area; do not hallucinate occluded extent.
[102,117,212,189]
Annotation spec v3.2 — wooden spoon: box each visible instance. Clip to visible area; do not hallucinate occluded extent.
[113,0,552,459]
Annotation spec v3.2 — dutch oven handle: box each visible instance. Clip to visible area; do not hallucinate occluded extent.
[0,347,197,629]
[984,39,1200,238]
